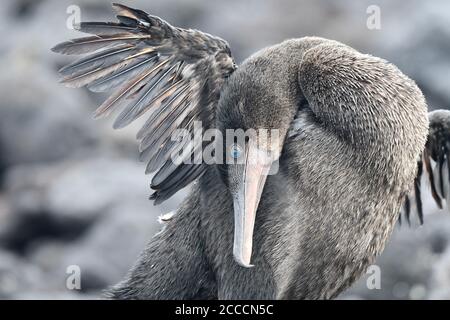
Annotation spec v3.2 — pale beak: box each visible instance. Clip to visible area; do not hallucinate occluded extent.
[232,143,273,268]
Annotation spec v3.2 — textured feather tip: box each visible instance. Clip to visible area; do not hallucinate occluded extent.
[157,211,175,224]
[112,3,151,25]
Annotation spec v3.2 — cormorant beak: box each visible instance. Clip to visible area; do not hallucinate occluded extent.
[232,142,274,268]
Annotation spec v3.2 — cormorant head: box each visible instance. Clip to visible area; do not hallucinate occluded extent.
[216,66,299,267]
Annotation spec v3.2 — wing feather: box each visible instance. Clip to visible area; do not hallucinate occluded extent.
[53,3,236,203]
[52,34,150,55]
[402,110,450,224]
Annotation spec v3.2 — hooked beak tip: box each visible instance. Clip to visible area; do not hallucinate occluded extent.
[233,252,255,268]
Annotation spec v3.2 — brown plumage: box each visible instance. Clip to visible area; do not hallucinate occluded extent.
[52,3,450,299]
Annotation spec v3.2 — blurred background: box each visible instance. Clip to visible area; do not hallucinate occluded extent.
[0,0,450,299]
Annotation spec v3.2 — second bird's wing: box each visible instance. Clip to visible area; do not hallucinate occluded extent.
[402,110,450,224]
[52,3,236,204]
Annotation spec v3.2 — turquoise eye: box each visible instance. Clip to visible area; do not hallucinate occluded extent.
[230,144,242,159]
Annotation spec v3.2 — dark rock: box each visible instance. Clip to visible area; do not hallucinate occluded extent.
[0,62,97,168]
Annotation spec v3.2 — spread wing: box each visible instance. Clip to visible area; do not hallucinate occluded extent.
[52,3,236,204]
[401,110,450,224]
